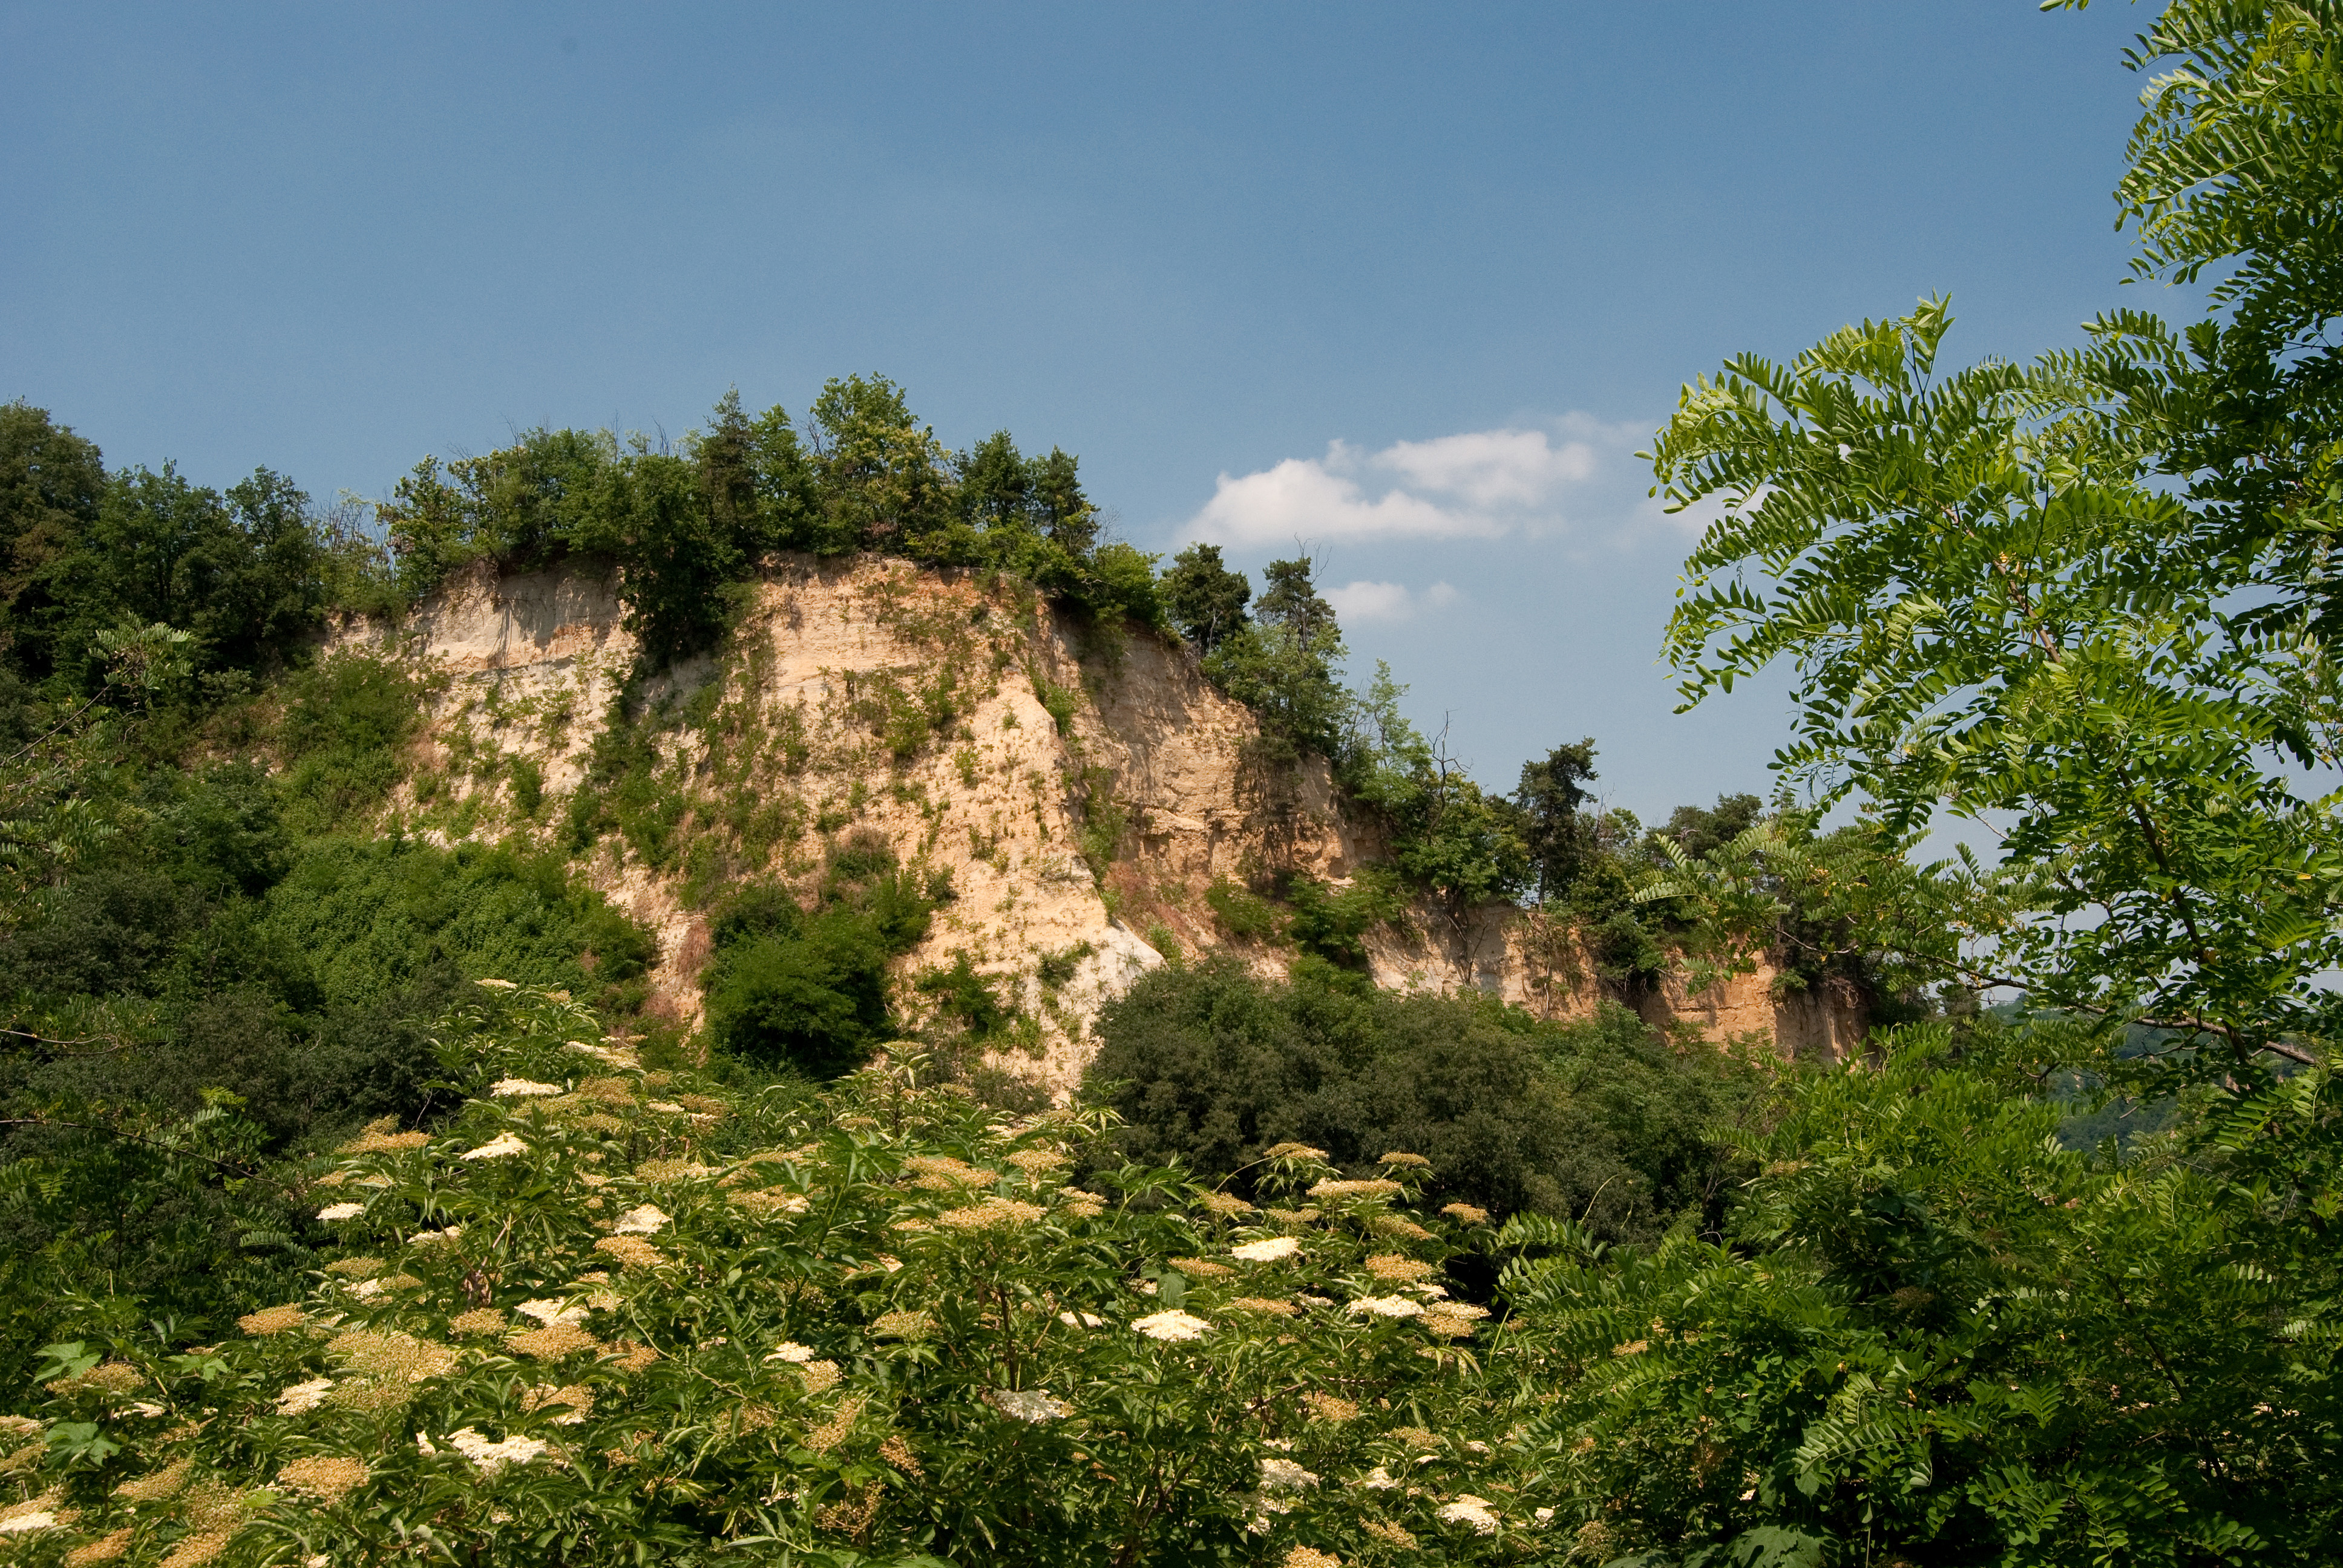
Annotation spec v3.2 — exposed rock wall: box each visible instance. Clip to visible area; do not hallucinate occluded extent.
[325,555,1863,1091]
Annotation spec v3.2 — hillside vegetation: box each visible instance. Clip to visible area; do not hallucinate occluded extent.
[5,3,2343,1563]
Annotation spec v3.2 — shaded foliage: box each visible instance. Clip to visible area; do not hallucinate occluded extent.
[700,838,947,1080]
[1087,956,1760,1238]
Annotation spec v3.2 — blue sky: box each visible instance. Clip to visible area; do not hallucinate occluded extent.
[2,2,2161,821]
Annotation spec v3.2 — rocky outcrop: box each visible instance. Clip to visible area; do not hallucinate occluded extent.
[326,555,1864,1091]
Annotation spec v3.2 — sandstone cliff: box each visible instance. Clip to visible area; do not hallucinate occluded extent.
[327,555,1863,1091]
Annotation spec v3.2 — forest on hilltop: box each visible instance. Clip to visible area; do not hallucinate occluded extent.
[2,3,2341,1564]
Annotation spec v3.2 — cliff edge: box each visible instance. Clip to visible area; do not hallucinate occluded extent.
[327,555,1863,1090]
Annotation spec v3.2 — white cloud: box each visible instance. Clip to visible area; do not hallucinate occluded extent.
[1187,456,1490,548]
[1184,417,1640,548]
[1323,580,1461,624]
[1361,429,1595,507]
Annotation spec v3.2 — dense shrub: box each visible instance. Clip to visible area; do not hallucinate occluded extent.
[1086,956,1757,1237]
[704,909,897,1079]
[700,841,946,1078]
[272,653,427,834]
[258,835,653,1013]
[0,777,659,1402]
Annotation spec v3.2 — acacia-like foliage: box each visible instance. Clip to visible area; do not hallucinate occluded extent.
[1651,1,2343,1076]
[1502,1019,2342,1565]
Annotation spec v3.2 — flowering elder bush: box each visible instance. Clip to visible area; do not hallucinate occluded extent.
[0,985,1558,1567]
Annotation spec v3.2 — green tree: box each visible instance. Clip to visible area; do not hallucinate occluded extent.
[697,387,764,556]
[1029,445,1098,555]
[1508,1019,2341,1565]
[1514,738,1599,903]
[807,374,956,557]
[1345,663,1529,924]
[958,430,1035,533]
[568,447,739,662]
[1161,542,1252,653]
[1611,3,2343,1560]
[1205,555,1352,760]
[0,403,106,680]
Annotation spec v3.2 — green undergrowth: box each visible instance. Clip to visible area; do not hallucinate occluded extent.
[1202,869,1408,970]
[700,837,952,1080]
[270,654,431,837]
[9,984,1536,1566]
[259,837,656,1017]
[17,990,2316,1567]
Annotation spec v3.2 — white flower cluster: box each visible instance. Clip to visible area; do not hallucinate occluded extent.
[611,1204,670,1235]
[985,1388,1070,1422]
[460,1132,529,1161]
[433,1427,550,1474]
[1230,1236,1301,1263]
[1347,1295,1425,1319]
[1257,1457,1320,1492]
[516,1299,588,1328]
[1131,1309,1213,1342]
[1438,1495,1501,1534]
[276,1377,335,1416]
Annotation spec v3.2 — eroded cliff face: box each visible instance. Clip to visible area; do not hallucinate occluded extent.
[326,555,1861,1091]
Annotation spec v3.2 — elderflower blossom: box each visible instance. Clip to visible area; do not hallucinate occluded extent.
[983,1388,1069,1422]
[937,1197,1046,1231]
[1132,1308,1212,1342]
[325,1330,458,1382]
[516,1299,587,1328]
[594,1235,664,1269]
[763,1342,816,1363]
[490,1079,561,1097]
[460,1132,529,1161]
[1347,1295,1424,1319]
[315,1202,366,1221]
[1230,1236,1301,1263]
[610,1204,669,1235]
[1438,1495,1501,1535]
[274,1379,334,1416]
[444,1427,548,1475]
[1308,1178,1403,1201]
[276,1456,367,1504]
[1258,1457,1320,1492]
[236,1305,304,1336]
